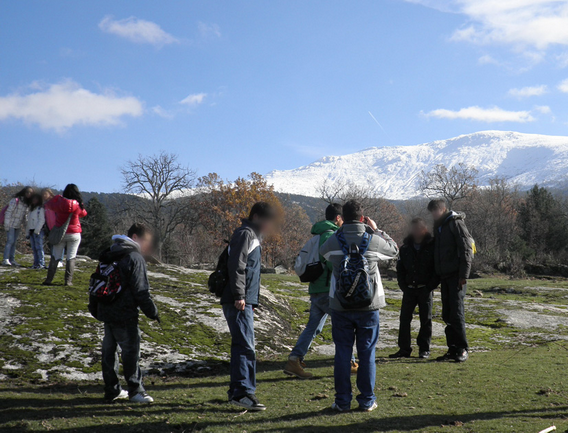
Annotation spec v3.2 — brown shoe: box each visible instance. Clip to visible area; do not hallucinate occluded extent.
[283,359,313,379]
[351,360,359,375]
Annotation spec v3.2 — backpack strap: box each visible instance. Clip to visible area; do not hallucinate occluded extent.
[359,232,372,255]
[336,231,349,255]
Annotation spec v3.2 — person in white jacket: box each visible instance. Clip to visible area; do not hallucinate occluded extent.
[27,194,46,269]
[3,186,33,267]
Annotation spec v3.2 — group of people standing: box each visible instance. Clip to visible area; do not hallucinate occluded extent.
[221,198,473,412]
[2,184,88,286]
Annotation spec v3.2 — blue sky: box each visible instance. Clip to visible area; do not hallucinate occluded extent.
[2,0,568,193]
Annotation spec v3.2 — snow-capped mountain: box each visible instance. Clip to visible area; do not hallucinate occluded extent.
[266,131,568,200]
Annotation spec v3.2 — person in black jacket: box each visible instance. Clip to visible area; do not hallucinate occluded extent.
[221,202,276,412]
[390,218,439,360]
[428,199,474,363]
[89,223,160,403]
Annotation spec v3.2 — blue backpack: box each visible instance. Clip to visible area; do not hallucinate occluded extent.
[335,231,374,310]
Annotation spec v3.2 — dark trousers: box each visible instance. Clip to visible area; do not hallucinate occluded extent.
[102,321,144,398]
[398,289,433,353]
[223,304,256,399]
[440,276,468,352]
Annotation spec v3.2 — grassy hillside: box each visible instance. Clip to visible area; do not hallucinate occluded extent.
[2,255,568,432]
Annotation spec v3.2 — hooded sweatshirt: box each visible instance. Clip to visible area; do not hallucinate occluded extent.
[320,222,399,311]
[397,233,440,291]
[434,211,473,280]
[309,220,340,294]
[88,235,159,323]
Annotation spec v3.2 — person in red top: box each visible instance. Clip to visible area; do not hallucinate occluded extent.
[43,184,88,286]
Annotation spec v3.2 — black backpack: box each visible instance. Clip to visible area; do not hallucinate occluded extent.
[335,231,374,310]
[208,244,230,297]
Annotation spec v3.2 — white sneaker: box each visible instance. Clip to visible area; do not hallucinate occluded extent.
[130,392,154,403]
[113,390,129,401]
[57,262,64,268]
[1,260,11,266]
[360,401,378,412]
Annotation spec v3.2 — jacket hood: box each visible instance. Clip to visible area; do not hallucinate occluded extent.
[342,221,375,235]
[241,218,261,235]
[311,220,338,235]
[99,235,140,261]
[436,210,466,228]
[403,232,434,246]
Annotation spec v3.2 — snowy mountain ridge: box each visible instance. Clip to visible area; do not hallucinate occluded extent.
[266,131,568,200]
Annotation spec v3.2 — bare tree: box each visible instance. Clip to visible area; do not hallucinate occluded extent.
[419,163,478,209]
[121,152,197,260]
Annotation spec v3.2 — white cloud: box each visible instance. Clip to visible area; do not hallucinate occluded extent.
[508,85,548,98]
[151,105,174,118]
[424,106,535,123]
[180,93,207,106]
[478,54,499,65]
[198,22,221,39]
[99,16,178,46]
[408,0,568,51]
[558,78,568,93]
[534,105,552,114]
[0,80,143,132]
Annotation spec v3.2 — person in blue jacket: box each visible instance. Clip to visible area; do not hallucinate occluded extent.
[221,202,277,411]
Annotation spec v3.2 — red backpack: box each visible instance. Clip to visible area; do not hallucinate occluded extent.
[89,259,123,304]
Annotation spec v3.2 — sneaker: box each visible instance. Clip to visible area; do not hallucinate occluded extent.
[455,349,469,363]
[1,260,11,266]
[129,392,154,403]
[105,389,129,401]
[351,360,359,375]
[389,350,412,359]
[10,261,20,267]
[283,359,313,379]
[331,402,350,412]
[436,351,454,362]
[229,394,266,411]
[419,351,431,359]
[360,401,378,412]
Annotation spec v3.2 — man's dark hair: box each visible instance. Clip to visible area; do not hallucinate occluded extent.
[325,203,343,221]
[427,199,447,212]
[128,223,152,239]
[248,202,276,221]
[342,200,363,222]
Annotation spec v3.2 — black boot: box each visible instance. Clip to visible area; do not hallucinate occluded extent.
[42,258,59,285]
[389,350,412,359]
[65,258,76,286]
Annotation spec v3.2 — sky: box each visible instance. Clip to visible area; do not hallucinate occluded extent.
[2,0,568,193]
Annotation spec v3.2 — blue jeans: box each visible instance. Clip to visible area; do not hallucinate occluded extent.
[102,320,145,398]
[331,309,380,410]
[290,293,331,359]
[223,304,256,399]
[3,228,20,263]
[29,230,45,267]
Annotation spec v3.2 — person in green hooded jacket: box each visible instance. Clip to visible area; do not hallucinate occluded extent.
[284,203,357,379]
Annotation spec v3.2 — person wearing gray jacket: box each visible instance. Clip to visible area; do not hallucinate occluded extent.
[320,200,399,412]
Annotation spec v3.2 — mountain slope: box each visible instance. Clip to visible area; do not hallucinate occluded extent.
[266,131,568,199]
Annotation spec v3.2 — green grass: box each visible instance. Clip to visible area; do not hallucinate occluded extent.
[3,257,568,432]
[2,346,568,432]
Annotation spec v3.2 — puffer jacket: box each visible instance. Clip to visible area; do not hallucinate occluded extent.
[26,206,45,235]
[397,234,440,291]
[434,211,474,280]
[88,235,159,323]
[320,221,399,311]
[4,198,28,230]
[45,195,87,234]
[220,219,263,307]
[309,220,340,294]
